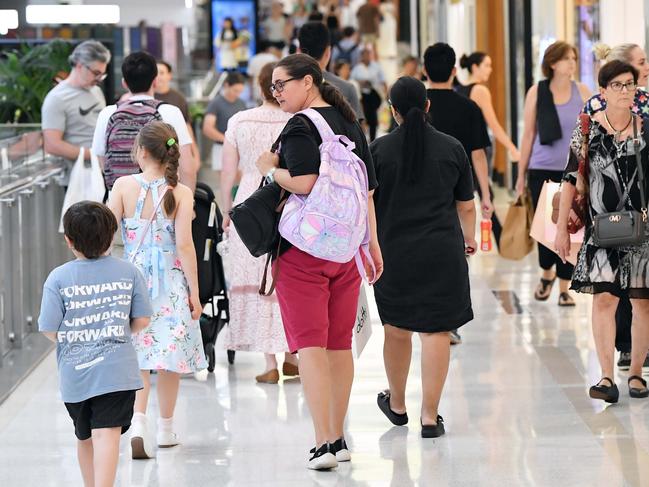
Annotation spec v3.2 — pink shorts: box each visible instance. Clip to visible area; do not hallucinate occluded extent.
[274,247,362,353]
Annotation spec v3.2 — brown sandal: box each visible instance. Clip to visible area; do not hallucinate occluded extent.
[558,292,576,307]
[534,277,556,301]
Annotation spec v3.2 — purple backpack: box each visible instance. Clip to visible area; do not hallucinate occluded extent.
[103,99,164,189]
[278,109,375,280]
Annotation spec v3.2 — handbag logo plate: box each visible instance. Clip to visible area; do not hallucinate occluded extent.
[609,215,621,223]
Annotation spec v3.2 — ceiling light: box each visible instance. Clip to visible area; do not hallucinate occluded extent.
[185,0,194,8]
[26,5,120,24]
[0,9,19,34]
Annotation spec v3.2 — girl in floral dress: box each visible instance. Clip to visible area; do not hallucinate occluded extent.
[109,121,206,459]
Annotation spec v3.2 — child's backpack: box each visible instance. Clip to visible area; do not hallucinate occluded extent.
[278,108,375,280]
[103,99,165,189]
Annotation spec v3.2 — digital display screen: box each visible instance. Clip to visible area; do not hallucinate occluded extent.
[211,0,257,72]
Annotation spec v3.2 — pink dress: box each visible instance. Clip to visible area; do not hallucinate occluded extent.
[222,105,292,353]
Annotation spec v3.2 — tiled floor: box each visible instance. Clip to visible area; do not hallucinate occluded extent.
[1,201,648,486]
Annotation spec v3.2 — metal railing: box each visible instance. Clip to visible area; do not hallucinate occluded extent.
[0,130,69,367]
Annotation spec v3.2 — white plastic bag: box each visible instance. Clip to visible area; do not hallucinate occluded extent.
[59,148,106,233]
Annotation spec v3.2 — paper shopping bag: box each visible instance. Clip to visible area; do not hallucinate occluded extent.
[499,190,535,260]
[352,285,372,358]
[530,181,583,266]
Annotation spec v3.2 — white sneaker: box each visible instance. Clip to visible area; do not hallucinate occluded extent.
[131,420,156,459]
[307,443,338,470]
[332,438,351,462]
[194,369,209,381]
[157,430,180,448]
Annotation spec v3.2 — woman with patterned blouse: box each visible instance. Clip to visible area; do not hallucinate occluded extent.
[582,43,649,374]
[556,61,649,403]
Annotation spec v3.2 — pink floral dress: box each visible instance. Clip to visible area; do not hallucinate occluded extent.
[223,105,292,353]
[122,175,207,373]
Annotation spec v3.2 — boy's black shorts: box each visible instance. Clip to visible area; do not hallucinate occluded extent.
[65,390,136,440]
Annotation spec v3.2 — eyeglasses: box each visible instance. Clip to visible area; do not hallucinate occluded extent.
[84,64,107,81]
[269,77,298,94]
[609,80,637,92]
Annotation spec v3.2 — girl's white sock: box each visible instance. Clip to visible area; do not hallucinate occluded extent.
[158,416,174,433]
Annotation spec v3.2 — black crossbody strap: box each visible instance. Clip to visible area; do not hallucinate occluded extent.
[632,116,648,219]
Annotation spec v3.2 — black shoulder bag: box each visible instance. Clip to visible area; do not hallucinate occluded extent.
[592,116,648,248]
[229,139,286,295]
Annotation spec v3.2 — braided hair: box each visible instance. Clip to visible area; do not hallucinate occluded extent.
[131,121,180,215]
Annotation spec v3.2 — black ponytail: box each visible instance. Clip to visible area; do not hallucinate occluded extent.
[459,51,487,73]
[320,82,356,123]
[276,53,357,123]
[389,76,429,184]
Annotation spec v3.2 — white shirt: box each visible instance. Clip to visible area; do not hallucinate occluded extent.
[91,95,191,157]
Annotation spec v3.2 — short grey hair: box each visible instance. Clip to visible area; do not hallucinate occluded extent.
[68,40,111,67]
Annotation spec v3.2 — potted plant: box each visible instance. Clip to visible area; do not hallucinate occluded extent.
[0,39,73,123]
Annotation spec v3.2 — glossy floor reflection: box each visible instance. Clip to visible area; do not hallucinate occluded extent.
[1,248,648,486]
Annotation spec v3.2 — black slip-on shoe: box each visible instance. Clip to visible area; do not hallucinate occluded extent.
[628,375,649,398]
[421,415,445,438]
[589,377,619,403]
[377,390,408,426]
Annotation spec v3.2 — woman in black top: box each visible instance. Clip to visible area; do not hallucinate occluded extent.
[255,54,383,469]
[370,77,476,438]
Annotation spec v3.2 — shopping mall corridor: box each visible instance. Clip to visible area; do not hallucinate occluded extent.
[1,245,647,487]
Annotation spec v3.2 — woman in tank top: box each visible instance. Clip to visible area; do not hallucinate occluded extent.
[515,41,591,307]
[457,51,520,163]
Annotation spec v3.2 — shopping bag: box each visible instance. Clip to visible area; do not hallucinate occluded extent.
[530,181,583,266]
[59,148,106,233]
[352,285,372,358]
[499,190,535,260]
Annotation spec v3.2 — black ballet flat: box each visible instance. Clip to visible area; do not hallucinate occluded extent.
[421,415,445,438]
[377,390,408,426]
[628,375,649,398]
[589,377,619,403]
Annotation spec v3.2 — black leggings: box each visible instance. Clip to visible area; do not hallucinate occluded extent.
[616,293,632,353]
[527,169,574,280]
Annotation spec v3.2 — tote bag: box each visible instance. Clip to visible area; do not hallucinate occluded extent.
[59,148,106,233]
[530,181,583,265]
[352,285,372,358]
[499,190,535,260]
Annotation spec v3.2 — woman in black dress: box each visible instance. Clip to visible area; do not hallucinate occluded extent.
[370,77,476,437]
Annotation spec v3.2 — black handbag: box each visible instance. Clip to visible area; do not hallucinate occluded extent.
[229,179,286,258]
[592,116,648,248]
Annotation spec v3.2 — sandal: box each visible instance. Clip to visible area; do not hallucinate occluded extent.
[421,415,445,438]
[377,390,408,426]
[558,292,576,307]
[628,375,649,398]
[589,377,619,403]
[534,277,556,301]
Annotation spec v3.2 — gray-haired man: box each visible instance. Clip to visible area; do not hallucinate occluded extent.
[42,40,111,163]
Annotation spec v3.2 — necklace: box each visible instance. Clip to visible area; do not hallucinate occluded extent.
[604,110,633,141]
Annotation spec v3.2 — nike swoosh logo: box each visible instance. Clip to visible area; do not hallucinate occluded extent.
[79,103,99,116]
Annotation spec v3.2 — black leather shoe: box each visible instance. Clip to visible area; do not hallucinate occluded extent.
[628,375,649,398]
[421,415,445,438]
[589,377,619,403]
[377,390,408,426]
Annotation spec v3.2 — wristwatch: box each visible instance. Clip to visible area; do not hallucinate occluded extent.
[265,167,277,184]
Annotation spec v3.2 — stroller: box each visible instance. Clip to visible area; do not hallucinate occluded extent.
[193,182,235,371]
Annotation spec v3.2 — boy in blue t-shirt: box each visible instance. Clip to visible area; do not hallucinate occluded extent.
[39,201,152,487]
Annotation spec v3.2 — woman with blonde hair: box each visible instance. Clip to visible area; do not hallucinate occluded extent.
[220,63,297,383]
[515,41,591,306]
[583,43,649,373]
